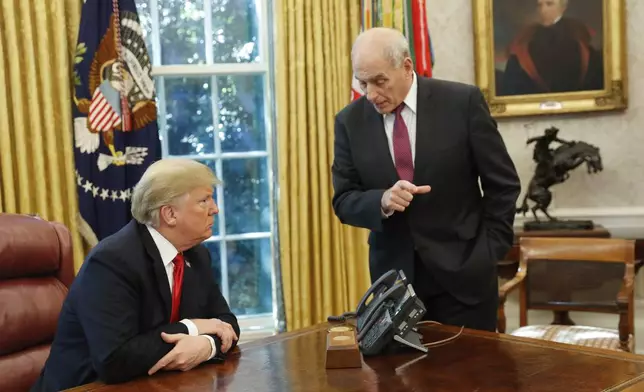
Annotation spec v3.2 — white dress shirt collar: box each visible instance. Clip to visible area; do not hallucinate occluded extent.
[402,72,418,114]
[146,225,179,268]
[382,72,418,117]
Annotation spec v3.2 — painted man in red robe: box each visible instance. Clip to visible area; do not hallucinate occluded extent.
[501,0,603,96]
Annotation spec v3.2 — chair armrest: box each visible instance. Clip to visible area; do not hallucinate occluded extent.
[497,272,526,333]
[499,274,525,303]
[616,263,634,350]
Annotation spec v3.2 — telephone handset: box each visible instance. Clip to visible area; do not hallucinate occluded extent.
[355,269,401,317]
[356,281,407,341]
[326,269,404,323]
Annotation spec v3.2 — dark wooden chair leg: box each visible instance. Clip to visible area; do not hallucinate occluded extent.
[551,311,575,326]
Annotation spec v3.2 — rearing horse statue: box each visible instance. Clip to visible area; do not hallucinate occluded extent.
[517,128,603,222]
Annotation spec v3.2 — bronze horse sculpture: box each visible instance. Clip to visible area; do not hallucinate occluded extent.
[517,127,603,222]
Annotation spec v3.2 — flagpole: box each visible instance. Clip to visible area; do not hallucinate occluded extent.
[112,0,132,132]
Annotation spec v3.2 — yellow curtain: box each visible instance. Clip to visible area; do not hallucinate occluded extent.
[275,0,372,331]
[0,0,85,271]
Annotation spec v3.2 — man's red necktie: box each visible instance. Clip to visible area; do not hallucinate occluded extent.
[170,253,185,323]
[392,103,414,182]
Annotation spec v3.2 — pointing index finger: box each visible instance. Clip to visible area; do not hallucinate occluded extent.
[414,185,431,194]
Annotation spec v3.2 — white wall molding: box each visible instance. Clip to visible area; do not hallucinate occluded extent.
[514,207,644,238]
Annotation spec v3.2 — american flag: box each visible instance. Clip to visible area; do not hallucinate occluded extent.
[89,80,122,131]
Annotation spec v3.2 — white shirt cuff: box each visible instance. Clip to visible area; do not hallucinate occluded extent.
[180,319,198,336]
[202,335,217,359]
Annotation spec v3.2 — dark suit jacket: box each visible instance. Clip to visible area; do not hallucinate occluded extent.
[31,220,240,392]
[331,77,521,305]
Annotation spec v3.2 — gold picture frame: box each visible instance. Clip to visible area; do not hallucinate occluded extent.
[472,0,627,118]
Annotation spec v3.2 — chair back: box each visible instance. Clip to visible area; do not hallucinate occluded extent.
[0,213,74,391]
[517,237,635,336]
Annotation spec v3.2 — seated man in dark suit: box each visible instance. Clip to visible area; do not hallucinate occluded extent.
[31,159,240,391]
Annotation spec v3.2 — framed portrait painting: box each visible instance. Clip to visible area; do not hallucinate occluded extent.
[472,0,627,118]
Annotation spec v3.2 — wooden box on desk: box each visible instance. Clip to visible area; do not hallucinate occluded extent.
[325,325,362,369]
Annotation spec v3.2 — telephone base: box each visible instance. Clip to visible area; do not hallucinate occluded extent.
[388,330,428,354]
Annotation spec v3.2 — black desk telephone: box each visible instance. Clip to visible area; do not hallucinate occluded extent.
[328,269,428,356]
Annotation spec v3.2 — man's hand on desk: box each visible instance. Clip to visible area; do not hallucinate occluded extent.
[190,318,238,353]
[148,333,212,375]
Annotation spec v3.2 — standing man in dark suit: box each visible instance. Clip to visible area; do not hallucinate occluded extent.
[332,27,521,332]
[31,159,240,391]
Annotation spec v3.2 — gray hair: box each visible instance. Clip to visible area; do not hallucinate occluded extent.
[351,27,411,68]
[131,158,220,227]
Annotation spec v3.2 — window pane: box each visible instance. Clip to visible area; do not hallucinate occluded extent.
[203,241,222,288]
[162,76,215,155]
[216,157,270,234]
[216,75,266,152]
[211,0,261,63]
[227,238,272,315]
[158,0,206,65]
[134,0,154,63]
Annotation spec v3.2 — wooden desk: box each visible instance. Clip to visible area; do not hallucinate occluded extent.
[67,323,644,392]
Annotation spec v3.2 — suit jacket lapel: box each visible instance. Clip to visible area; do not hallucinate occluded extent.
[138,223,173,319]
[178,251,201,318]
[364,100,399,184]
[413,77,435,184]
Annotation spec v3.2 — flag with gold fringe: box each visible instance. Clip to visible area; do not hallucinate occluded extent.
[72,0,161,245]
[351,0,434,101]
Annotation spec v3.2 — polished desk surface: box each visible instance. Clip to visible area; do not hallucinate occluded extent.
[67,323,644,392]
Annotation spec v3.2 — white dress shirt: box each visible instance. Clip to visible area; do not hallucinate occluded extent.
[382,72,418,165]
[146,225,216,359]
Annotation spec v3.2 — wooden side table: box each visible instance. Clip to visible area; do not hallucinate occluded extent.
[498,225,611,326]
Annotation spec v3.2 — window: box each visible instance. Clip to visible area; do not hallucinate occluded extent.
[135,0,277,333]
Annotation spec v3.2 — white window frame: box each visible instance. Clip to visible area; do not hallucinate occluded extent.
[144,0,278,334]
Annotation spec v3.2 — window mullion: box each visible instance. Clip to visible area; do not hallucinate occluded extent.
[204,0,214,64]
[259,0,277,324]
[149,0,161,66]
[210,73,228,301]
[156,78,169,157]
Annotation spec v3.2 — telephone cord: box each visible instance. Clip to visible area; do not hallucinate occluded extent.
[416,320,465,348]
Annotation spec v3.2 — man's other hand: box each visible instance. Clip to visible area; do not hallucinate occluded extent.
[190,318,238,353]
[148,333,212,375]
[381,180,431,213]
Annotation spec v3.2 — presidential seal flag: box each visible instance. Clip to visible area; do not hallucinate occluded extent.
[72,0,160,244]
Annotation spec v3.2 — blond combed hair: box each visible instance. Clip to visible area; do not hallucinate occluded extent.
[131,158,220,227]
